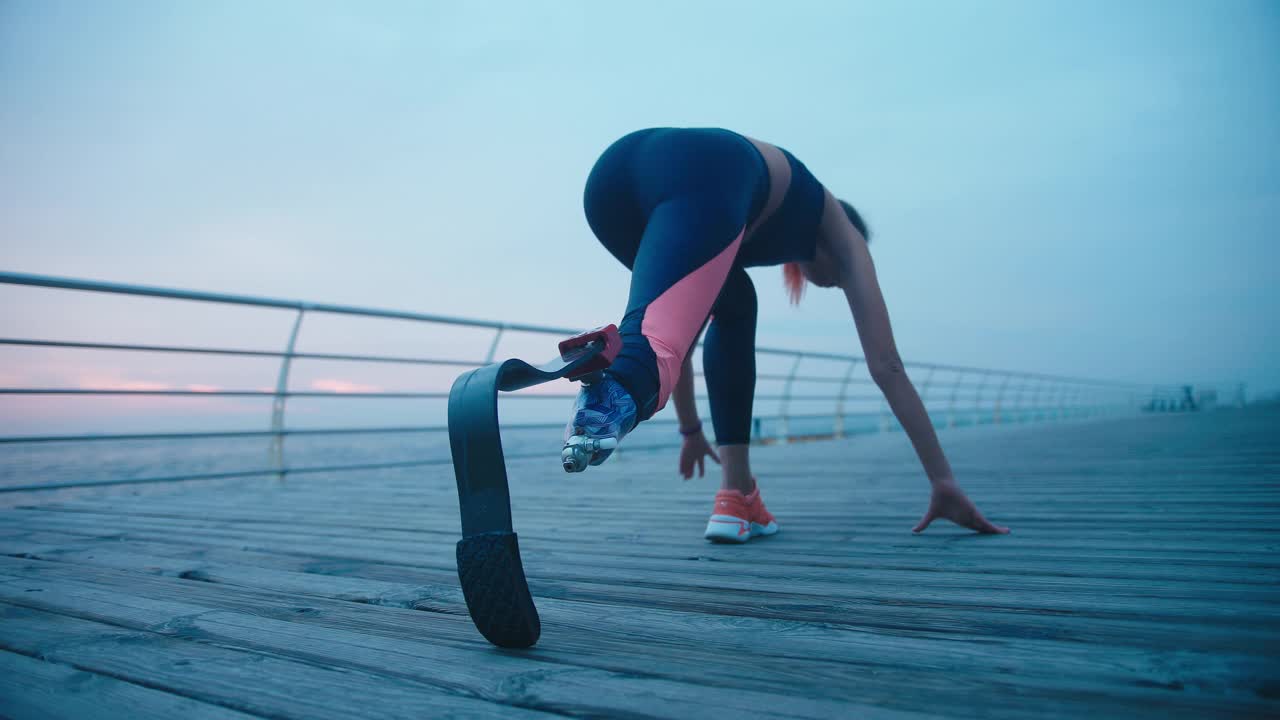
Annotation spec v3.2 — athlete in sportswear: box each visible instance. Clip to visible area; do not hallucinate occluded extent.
[565,128,1008,541]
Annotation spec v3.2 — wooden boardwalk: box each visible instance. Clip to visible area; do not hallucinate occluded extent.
[1,406,1277,719]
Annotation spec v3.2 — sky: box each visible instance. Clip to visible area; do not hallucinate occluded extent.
[1,0,1278,433]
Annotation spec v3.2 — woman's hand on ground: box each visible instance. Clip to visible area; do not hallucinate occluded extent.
[913,478,1009,534]
[678,432,720,480]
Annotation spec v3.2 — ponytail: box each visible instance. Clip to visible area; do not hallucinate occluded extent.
[783,262,805,305]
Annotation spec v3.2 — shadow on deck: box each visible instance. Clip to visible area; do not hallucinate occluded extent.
[1,406,1277,719]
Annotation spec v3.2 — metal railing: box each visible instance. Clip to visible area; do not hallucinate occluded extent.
[0,270,1225,493]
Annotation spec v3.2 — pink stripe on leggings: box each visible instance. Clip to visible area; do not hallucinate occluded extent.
[641,230,744,413]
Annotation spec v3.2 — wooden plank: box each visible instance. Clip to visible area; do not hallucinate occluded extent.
[4,509,1276,575]
[4,527,1276,631]
[7,530,1273,608]
[0,649,262,720]
[2,513,1275,615]
[16,498,1280,535]
[0,604,563,720]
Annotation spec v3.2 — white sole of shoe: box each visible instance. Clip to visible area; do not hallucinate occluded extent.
[704,514,778,543]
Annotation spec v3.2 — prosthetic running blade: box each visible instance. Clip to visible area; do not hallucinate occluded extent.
[448,325,620,648]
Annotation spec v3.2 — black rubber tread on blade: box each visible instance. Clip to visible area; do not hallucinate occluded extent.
[455,532,539,648]
[448,339,605,648]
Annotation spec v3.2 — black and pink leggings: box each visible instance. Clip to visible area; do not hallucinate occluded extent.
[582,128,767,445]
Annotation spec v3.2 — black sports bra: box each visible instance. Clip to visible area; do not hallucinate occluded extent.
[737,142,826,267]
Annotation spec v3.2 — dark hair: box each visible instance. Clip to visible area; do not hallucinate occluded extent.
[839,199,870,243]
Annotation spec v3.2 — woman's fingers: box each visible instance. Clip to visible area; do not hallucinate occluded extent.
[678,449,724,479]
[916,486,1003,532]
[969,513,1010,534]
[957,501,1010,534]
[911,510,937,534]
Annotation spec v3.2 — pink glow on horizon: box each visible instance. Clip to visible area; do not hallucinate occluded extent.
[1,358,240,395]
[310,378,382,394]
[77,377,172,391]
[0,366,253,432]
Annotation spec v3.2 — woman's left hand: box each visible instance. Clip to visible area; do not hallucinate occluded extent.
[913,478,1009,534]
[679,431,720,480]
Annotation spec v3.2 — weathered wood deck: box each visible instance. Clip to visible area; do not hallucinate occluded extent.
[1,406,1277,719]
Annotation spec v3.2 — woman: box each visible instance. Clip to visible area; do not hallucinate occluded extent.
[564,127,1008,542]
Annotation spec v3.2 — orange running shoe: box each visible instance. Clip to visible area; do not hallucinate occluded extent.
[704,485,778,543]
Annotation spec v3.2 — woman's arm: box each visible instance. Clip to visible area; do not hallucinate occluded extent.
[821,195,953,484]
[673,335,720,479]
[819,192,1007,533]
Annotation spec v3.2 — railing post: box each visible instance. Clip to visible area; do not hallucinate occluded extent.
[993,375,1011,424]
[270,308,306,482]
[919,366,936,410]
[946,370,963,428]
[1014,378,1031,423]
[833,359,859,439]
[1054,383,1068,421]
[484,324,506,364]
[972,371,990,425]
[779,353,803,443]
[1030,379,1045,422]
